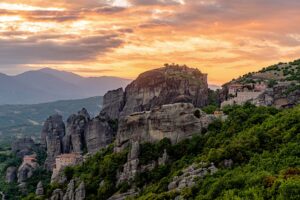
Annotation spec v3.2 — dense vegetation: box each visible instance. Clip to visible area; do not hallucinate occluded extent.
[26,103,300,200]
[0,96,102,147]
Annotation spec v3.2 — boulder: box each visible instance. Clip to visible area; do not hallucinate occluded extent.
[5,166,17,183]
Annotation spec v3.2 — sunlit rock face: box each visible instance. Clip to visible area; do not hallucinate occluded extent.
[120,65,209,117]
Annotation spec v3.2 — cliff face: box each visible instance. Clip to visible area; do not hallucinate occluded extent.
[101,88,125,120]
[101,65,209,119]
[42,114,66,169]
[115,103,215,151]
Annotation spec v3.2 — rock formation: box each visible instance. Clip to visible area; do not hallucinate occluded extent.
[11,138,35,158]
[168,163,218,191]
[101,65,209,120]
[115,103,215,151]
[85,116,114,154]
[63,108,90,154]
[5,166,17,183]
[17,155,39,183]
[42,114,66,170]
[35,181,44,196]
[101,88,125,120]
[120,65,208,117]
[48,179,85,200]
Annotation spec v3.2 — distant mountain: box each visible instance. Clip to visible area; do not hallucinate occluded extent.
[0,96,103,147]
[0,68,131,105]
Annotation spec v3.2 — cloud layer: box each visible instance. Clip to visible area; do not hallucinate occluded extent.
[0,0,299,84]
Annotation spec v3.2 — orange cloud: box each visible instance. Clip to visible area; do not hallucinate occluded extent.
[0,0,299,85]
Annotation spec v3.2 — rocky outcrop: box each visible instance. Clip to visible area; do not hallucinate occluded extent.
[168,163,218,191]
[101,88,125,120]
[35,181,44,196]
[118,141,140,183]
[17,163,36,183]
[107,189,137,200]
[50,189,64,200]
[42,114,66,170]
[5,166,17,183]
[48,180,85,200]
[100,65,209,120]
[85,116,115,153]
[11,138,35,158]
[75,182,86,200]
[120,65,208,117]
[63,109,90,154]
[115,103,215,151]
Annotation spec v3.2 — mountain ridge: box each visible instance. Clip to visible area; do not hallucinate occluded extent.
[0,68,131,105]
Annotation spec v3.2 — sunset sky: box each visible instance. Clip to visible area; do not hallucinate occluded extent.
[0,0,300,85]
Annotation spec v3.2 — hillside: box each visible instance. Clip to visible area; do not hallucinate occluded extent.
[17,104,300,200]
[221,59,300,108]
[0,68,131,105]
[0,96,103,147]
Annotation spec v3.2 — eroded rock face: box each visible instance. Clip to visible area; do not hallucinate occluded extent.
[120,65,208,117]
[35,181,44,196]
[85,116,114,154]
[17,163,36,183]
[11,138,35,158]
[115,103,214,150]
[168,163,218,191]
[42,114,65,170]
[101,88,125,120]
[5,166,17,183]
[51,189,64,200]
[63,108,90,154]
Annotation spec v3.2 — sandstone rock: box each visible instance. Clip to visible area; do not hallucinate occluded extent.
[116,103,214,150]
[51,189,64,200]
[158,149,169,166]
[75,182,85,200]
[42,114,65,170]
[101,88,125,120]
[85,116,114,154]
[120,65,208,117]
[107,189,137,200]
[63,179,75,200]
[17,155,39,183]
[11,138,35,158]
[168,162,217,191]
[35,181,44,196]
[5,166,17,183]
[63,108,90,154]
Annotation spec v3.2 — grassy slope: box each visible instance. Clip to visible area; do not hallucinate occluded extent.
[0,96,103,147]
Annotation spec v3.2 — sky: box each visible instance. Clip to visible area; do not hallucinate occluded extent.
[0,0,300,85]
